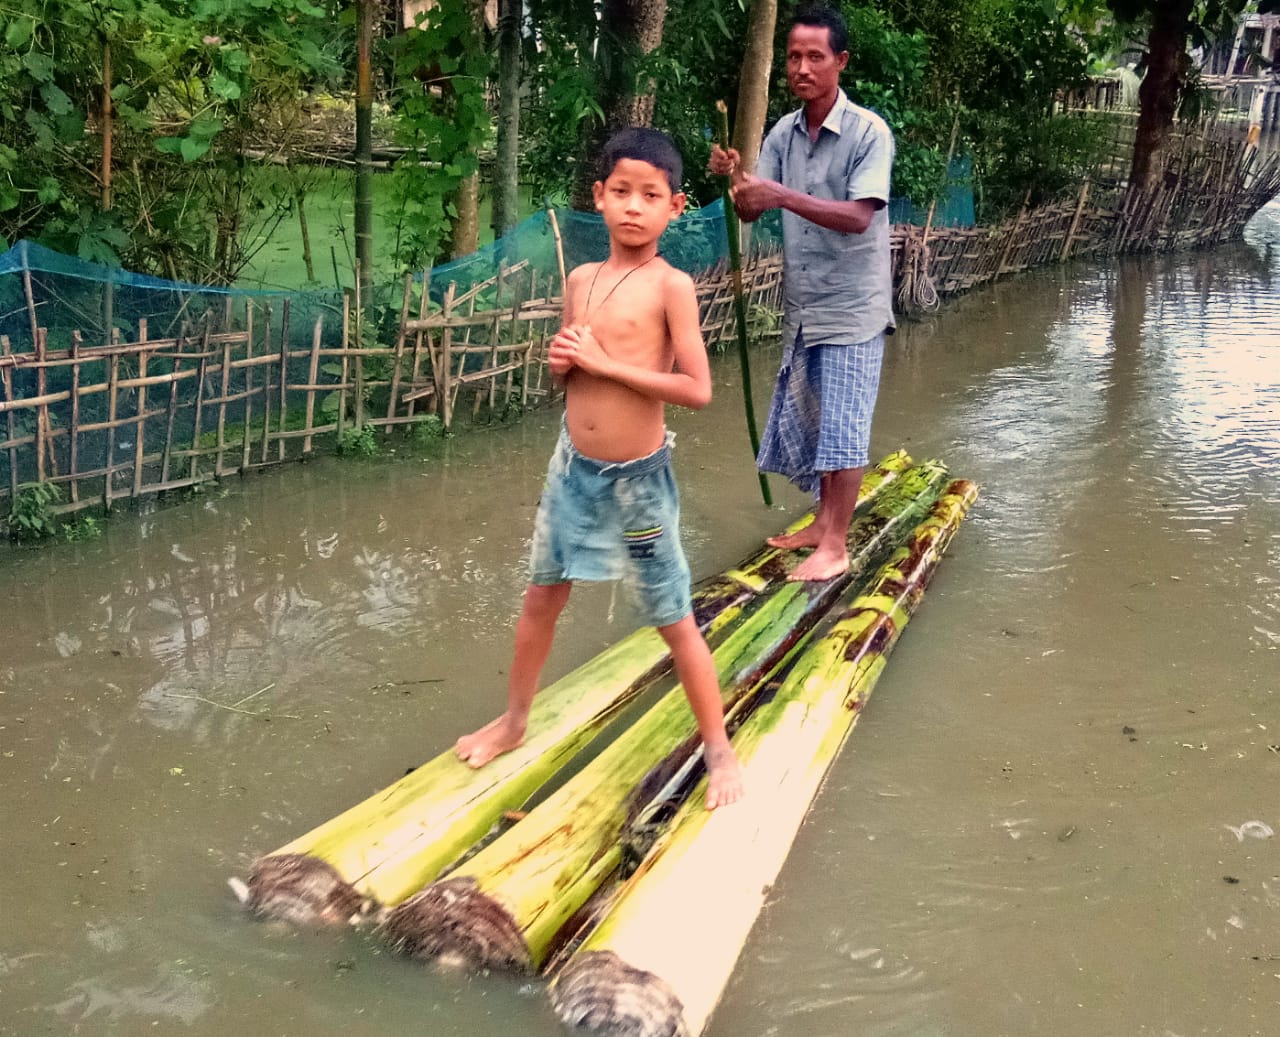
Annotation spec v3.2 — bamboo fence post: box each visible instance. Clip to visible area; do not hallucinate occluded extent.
[996,190,1032,277]
[336,293,350,440]
[302,316,323,455]
[353,280,365,432]
[34,327,48,483]
[1,335,17,499]
[439,283,456,429]
[131,319,149,495]
[189,325,210,481]
[104,336,120,511]
[409,270,431,415]
[547,205,567,295]
[216,323,233,474]
[387,273,413,426]
[260,304,274,465]
[160,332,182,484]
[277,298,290,462]
[241,305,255,473]
[68,331,82,504]
[1059,181,1091,262]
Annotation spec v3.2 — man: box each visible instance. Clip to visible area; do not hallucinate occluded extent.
[710,3,895,582]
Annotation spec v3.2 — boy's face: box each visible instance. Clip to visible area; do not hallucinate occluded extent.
[593,158,686,248]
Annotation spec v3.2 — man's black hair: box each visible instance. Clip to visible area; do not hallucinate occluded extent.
[598,127,683,192]
[790,3,849,55]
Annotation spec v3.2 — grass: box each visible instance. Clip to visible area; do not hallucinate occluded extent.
[235,166,544,293]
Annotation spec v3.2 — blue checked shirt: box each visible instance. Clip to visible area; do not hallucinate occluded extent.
[757,90,896,348]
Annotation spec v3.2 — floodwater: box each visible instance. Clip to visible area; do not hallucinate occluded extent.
[2,199,1279,1037]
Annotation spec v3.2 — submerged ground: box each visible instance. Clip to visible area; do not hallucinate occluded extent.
[2,200,1278,1037]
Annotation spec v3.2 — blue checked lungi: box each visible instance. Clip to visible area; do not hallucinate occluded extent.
[756,329,884,495]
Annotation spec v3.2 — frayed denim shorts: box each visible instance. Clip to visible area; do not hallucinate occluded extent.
[528,424,692,628]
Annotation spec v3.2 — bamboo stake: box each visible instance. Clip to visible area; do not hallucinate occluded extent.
[549,480,979,1037]
[547,205,567,295]
[189,325,210,480]
[131,320,149,495]
[377,463,948,968]
[303,316,323,455]
[238,455,914,924]
[1,335,17,499]
[241,306,255,473]
[34,328,48,482]
[715,101,771,507]
[277,299,290,462]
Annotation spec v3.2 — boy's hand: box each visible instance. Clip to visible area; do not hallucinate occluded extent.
[549,324,609,378]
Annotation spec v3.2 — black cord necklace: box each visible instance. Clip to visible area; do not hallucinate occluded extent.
[581,254,657,323]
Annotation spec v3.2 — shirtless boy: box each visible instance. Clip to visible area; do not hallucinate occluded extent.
[455,128,743,809]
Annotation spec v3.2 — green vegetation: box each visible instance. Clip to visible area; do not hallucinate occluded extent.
[7,482,62,541]
[1,0,1267,287]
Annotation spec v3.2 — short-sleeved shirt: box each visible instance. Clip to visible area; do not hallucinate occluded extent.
[757,89,896,347]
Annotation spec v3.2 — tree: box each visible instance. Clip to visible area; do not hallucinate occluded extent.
[1105,0,1280,191]
[491,0,523,237]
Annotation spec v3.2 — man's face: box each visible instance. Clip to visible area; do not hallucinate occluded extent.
[785,23,848,103]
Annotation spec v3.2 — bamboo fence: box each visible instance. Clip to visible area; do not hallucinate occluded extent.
[2,124,1276,531]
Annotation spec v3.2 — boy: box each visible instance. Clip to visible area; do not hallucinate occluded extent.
[455,128,743,809]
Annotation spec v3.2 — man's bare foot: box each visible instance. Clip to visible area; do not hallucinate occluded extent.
[766,527,822,551]
[787,545,849,582]
[704,741,744,809]
[455,713,526,768]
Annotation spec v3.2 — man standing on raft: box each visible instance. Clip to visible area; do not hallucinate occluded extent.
[710,3,895,582]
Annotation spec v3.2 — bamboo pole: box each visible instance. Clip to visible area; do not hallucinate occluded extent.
[549,480,979,1037]
[238,455,914,924]
[1,335,17,499]
[302,316,323,455]
[376,463,948,969]
[715,101,771,507]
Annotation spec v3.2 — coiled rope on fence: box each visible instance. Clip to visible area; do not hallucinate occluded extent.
[896,226,939,313]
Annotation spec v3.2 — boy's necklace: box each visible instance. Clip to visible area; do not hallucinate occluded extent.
[582,254,657,323]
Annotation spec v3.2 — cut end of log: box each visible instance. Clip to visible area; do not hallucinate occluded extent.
[380,876,531,973]
[550,950,689,1037]
[243,852,369,926]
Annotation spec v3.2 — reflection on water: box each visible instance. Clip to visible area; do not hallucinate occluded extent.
[1,201,1279,1037]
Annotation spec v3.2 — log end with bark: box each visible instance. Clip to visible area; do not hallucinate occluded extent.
[550,950,689,1037]
[238,852,370,926]
[380,876,532,972]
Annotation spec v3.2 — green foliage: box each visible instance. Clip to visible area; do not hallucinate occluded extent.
[386,0,493,269]
[0,0,340,280]
[412,414,447,443]
[336,423,378,457]
[7,481,62,541]
[62,514,103,542]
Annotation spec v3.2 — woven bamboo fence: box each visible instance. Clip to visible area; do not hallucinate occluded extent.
[1,122,1276,531]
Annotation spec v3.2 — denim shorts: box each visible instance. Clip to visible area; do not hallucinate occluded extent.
[528,425,692,628]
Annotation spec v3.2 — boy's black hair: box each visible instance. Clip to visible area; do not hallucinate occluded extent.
[598,127,683,192]
[790,3,849,55]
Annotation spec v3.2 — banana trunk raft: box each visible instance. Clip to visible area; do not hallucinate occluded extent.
[235,452,913,923]
[233,458,978,1037]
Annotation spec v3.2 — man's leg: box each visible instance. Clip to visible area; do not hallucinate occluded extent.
[456,581,571,766]
[788,466,865,582]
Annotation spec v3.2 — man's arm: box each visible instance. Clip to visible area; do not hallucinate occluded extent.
[733,177,880,233]
[561,271,711,410]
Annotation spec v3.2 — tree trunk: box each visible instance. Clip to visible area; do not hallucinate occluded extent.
[354,0,376,300]
[101,40,113,212]
[733,0,777,176]
[450,171,481,257]
[492,0,522,237]
[570,0,669,210]
[1130,0,1194,192]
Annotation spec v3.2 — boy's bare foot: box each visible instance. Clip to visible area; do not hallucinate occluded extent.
[455,714,526,768]
[787,545,849,582]
[765,527,821,551]
[704,742,744,809]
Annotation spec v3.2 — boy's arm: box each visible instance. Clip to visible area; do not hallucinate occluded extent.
[568,270,711,410]
[548,268,584,380]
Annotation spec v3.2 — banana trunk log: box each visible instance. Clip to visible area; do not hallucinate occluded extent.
[378,464,950,971]
[549,480,979,1037]
[239,453,911,924]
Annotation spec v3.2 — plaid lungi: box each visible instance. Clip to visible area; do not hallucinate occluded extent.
[756,329,884,495]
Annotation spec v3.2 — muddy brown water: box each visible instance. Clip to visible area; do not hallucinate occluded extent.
[2,201,1279,1037]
